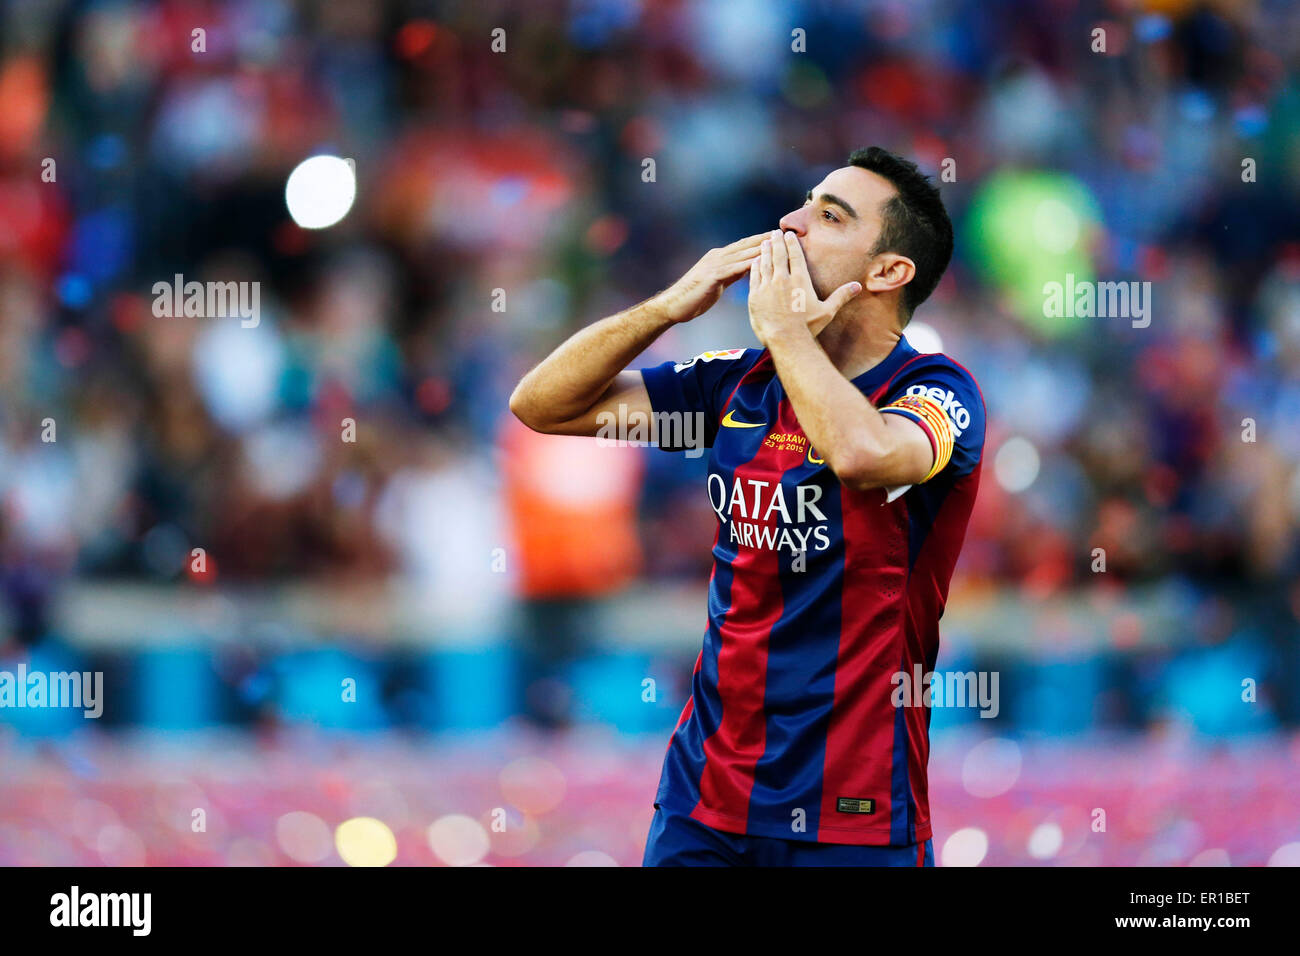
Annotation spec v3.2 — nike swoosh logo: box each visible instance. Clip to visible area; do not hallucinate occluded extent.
[721,410,766,429]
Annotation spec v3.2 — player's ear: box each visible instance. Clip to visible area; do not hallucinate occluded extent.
[864,253,915,295]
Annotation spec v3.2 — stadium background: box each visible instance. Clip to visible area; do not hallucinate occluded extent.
[1,0,1299,866]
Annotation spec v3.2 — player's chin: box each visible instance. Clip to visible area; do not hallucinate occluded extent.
[809,276,834,301]
[802,262,831,296]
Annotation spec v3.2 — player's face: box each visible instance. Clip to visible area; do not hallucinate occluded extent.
[777,165,896,300]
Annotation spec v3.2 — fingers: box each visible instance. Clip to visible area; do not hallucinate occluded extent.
[725,233,769,255]
[719,237,763,279]
[783,231,807,276]
[759,236,773,280]
[720,253,760,275]
[768,229,789,275]
[719,252,761,286]
[824,280,864,316]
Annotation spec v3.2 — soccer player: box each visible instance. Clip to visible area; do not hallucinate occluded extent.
[509,147,984,866]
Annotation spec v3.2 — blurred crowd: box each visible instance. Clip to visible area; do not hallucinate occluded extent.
[4,729,1299,865]
[1,0,1298,653]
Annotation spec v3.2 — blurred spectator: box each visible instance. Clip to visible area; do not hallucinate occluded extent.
[0,0,1296,721]
[500,415,644,727]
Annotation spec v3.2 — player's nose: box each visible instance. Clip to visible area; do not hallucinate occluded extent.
[778,207,807,235]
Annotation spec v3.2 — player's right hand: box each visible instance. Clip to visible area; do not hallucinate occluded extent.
[655,234,767,323]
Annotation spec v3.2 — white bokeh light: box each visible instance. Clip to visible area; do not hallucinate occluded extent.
[565,850,619,867]
[942,827,989,867]
[961,737,1022,798]
[994,436,1041,493]
[1027,821,1063,860]
[903,320,943,354]
[427,814,490,867]
[276,811,334,863]
[1268,842,1300,866]
[285,155,356,229]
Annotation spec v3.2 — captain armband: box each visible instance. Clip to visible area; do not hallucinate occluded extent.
[879,393,955,483]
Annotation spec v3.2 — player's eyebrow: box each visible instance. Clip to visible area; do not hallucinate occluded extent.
[804,189,858,220]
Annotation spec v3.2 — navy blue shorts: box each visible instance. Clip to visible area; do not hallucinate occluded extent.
[642,804,935,867]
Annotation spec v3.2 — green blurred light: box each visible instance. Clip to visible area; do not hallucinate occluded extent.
[965,170,1104,337]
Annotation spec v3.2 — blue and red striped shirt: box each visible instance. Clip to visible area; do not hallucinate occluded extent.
[639,336,984,845]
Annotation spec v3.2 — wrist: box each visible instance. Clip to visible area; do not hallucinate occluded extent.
[636,290,685,329]
[762,319,816,353]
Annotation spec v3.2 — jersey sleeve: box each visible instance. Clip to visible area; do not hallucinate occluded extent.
[638,348,759,451]
[877,355,985,481]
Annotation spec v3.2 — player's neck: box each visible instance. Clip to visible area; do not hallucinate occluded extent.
[815,302,903,381]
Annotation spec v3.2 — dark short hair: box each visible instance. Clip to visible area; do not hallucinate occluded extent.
[846,146,953,320]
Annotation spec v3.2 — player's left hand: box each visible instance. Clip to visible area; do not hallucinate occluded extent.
[747,229,862,346]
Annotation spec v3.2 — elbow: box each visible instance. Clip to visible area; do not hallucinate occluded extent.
[508,384,544,432]
[507,383,527,422]
[827,441,889,491]
[509,380,564,434]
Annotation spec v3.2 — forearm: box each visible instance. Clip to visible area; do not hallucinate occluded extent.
[765,326,892,478]
[509,294,675,428]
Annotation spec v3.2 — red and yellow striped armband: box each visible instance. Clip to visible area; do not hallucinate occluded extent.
[879,393,955,483]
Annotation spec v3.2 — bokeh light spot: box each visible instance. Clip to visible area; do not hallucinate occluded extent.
[285,155,357,229]
[427,814,490,866]
[277,811,334,863]
[962,738,1022,798]
[942,827,989,867]
[334,816,397,867]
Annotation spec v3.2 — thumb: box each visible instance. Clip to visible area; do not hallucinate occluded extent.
[825,281,863,315]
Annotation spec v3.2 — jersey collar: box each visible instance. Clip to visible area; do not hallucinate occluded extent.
[849,335,919,394]
[756,335,918,396]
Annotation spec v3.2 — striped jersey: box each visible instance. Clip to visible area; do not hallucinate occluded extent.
[638,336,984,845]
